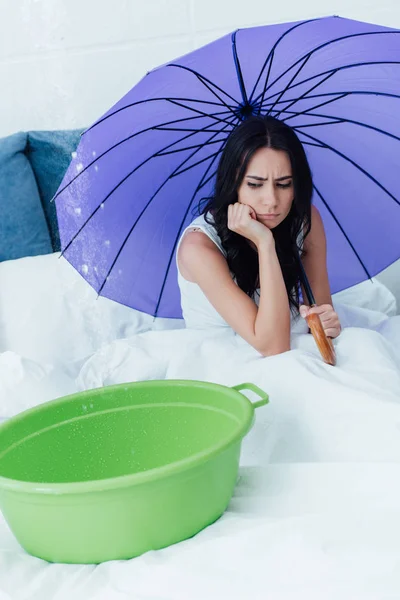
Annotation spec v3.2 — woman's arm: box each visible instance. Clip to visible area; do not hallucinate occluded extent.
[300,205,341,338]
[178,229,291,357]
[301,204,333,307]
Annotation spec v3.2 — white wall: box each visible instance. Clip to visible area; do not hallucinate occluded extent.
[1,0,399,305]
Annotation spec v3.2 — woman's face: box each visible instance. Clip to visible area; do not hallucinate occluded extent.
[237,146,294,229]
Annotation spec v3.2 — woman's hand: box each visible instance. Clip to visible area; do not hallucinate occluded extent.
[227,202,274,248]
[300,304,342,339]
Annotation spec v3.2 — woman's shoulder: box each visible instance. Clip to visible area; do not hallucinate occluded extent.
[177,221,228,282]
[181,212,225,252]
[302,205,325,251]
[186,211,215,231]
[179,227,218,253]
[177,212,227,279]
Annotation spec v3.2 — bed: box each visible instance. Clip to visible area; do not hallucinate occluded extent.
[1,128,400,599]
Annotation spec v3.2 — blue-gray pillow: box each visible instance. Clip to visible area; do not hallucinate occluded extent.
[0,132,52,262]
[27,129,84,251]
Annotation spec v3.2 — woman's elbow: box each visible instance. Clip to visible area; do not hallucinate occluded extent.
[257,342,291,358]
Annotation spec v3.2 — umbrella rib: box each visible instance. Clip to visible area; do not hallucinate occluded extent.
[61,118,234,254]
[281,107,400,146]
[153,118,239,316]
[298,128,400,207]
[257,49,275,111]
[263,89,400,111]
[248,18,318,103]
[96,117,238,299]
[197,167,219,192]
[272,70,338,119]
[82,97,236,136]
[263,88,400,116]
[154,126,228,133]
[267,53,311,115]
[167,99,237,126]
[292,119,346,128]
[53,109,232,201]
[312,183,372,280]
[278,92,350,121]
[254,30,400,105]
[260,60,400,109]
[171,149,225,177]
[231,30,248,105]
[302,141,326,148]
[167,64,239,111]
[157,136,229,157]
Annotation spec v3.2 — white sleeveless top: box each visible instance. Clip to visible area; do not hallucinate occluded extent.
[176,214,233,329]
[176,213,304,331]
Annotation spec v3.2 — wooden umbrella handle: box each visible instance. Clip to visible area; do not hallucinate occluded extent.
[306,312,337,366]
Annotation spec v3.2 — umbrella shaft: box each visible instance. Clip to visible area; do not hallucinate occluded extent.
[296,250,316,306]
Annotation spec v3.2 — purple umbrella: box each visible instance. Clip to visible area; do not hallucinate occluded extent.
[54,15,400,319]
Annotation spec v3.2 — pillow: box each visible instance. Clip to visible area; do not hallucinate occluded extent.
[332,277,397,317]
[0,351,77,420]
[0,132,52,261]
[26,129,84,251]
[0,253,183,367]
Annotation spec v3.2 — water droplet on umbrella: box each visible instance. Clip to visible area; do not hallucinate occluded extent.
[100,202,104,209]
[94,165,99,172]
[118,269,123,275]
[76,163,83,172]
[92,151,97,157]
[104,240,111,247]
[74,207,82,215]
[81,264,89,275]
[71,151,77,159]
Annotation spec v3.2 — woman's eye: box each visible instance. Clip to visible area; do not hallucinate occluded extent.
[277,182,292,189]
[247,182,262,188]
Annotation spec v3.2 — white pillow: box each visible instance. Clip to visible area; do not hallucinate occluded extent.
[0,253,183,366]
[0,351,77,419]
[332,277,397,316]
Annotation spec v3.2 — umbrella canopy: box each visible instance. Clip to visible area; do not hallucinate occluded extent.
[54,15,400,318]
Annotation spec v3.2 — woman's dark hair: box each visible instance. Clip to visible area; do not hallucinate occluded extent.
[201,115,313,315]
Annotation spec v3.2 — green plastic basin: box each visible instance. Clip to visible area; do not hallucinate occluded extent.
[0,379,268,563]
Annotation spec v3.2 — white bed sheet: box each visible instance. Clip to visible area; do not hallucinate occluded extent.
[2,463,400,600]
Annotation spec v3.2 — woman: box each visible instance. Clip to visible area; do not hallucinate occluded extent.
[177,115,341,356]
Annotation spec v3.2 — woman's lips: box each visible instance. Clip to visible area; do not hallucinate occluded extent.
[258,213,279,219]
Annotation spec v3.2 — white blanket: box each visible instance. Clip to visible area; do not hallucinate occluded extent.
[1,254,400,599]
[75,305,400,466]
